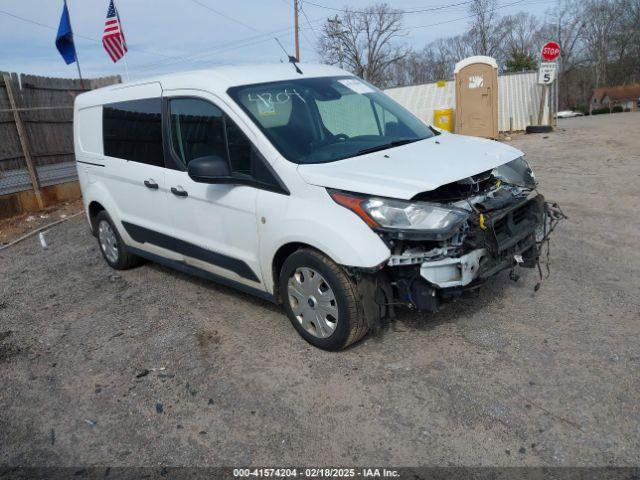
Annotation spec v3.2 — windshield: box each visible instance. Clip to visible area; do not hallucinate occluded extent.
[227,76,435,164]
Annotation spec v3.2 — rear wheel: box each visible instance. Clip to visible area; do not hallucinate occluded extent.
[279,249,368,351]
[95,211,142,270]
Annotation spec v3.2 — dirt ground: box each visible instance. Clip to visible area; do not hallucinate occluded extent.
[1,113,639,467]
[0,199,83,247]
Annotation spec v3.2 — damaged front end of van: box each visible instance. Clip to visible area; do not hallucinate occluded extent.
[332,157,565,323]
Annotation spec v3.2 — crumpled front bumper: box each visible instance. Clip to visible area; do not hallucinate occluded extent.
[353,193,564,325]
[419,194,545,289]
[419,240,538,289]
[419,248,487,288]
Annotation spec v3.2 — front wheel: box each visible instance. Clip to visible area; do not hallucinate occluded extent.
[279,249,368,351]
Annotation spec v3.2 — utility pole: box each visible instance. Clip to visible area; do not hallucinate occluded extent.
[294,0,300,61]
[556,5,561,125]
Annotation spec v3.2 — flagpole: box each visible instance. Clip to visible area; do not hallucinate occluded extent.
[75,51,86,90]
[111,0,131,82]
[122,55,131,82]
[64,0,86,90]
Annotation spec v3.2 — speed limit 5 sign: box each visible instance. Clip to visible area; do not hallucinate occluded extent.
[538,62,557,84]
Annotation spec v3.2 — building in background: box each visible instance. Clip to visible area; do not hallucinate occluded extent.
[590,84,640,113]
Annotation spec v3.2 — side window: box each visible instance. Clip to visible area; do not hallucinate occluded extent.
[225,120,252,176]
[167,96,286,193]
[168,98,226,168]
[103,98,163,166]
[224,121,279,186]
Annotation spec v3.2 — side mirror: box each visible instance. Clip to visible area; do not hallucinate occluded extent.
[187,155,232,184]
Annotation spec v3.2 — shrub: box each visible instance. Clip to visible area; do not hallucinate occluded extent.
[612,105,624,113]
[574,105,588,114]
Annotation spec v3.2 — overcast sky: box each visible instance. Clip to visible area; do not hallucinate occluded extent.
[0,0,558,81]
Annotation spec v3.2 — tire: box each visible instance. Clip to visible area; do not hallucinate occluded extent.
[526,125,553,134]
[95,211,142,270]
[279,248,368,351]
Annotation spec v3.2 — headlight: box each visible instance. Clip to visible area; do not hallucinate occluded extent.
[492,157,537,189]
[329,190,468,239]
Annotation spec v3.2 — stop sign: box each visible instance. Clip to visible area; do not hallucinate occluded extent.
[541,42,561,61]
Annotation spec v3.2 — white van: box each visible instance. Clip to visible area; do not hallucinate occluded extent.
[74,63,556,350]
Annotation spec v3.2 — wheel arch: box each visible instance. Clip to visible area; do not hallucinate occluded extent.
[88,201,106,234]
[271,242,329,304]
[81,182,122,237]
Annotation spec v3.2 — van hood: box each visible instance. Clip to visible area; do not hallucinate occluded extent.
[297,133,523,200]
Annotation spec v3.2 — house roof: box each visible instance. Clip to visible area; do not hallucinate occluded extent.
[593,83,640,103]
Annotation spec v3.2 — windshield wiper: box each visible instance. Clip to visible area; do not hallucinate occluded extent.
[355,138,421,156]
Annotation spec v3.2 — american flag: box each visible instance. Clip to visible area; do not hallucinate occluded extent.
[102,0,127,63]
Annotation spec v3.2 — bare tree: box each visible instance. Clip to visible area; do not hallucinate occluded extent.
[503,13,540,58]
[537,0,586,75]
[315,0,639,106]
[317,3,406,86]
[445,34,474,68]
[609,0,640,83]
[499,13,540,71]
[537,0,588,107]
[468,0,508,57]
[581,0,622,85]
[386,35,474,87]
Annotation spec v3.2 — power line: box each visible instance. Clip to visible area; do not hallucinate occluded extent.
[0,8,178,59]
[0,8,64,34]
[140,28,316,75]
[300,2,320,41]
[303,0,474,15]
[405,0,528,30]
[187,0,261,32]
[298,23,316,48]
[134,17,324,73]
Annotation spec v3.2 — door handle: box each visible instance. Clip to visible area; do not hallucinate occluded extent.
[171,186,188,197]
[144,179,159,190]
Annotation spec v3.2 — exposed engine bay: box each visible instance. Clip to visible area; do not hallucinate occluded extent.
[349,158,566,325]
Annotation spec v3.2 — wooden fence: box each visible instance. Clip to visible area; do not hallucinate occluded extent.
[0,72,120,217]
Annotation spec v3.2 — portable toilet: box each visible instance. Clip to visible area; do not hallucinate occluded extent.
[454,56,499,138]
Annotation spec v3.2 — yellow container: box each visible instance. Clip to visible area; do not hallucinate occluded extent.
[433,108,454,132]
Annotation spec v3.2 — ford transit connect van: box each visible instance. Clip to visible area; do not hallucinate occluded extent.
[74,63,558,350]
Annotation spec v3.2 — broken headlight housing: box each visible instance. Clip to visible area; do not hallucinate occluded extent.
[492,156,537,189]
[329,190,468,240]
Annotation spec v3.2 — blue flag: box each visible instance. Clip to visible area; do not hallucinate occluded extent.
[55,1,77,65]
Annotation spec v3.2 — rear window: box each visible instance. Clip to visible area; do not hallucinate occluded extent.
[103,98,163,166]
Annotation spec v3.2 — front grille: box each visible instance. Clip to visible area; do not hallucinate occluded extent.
[484,195,544,253]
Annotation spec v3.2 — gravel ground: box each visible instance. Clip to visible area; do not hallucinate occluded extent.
[1,113,639,467]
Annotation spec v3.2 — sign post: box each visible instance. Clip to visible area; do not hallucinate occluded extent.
[537,42,561,126]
